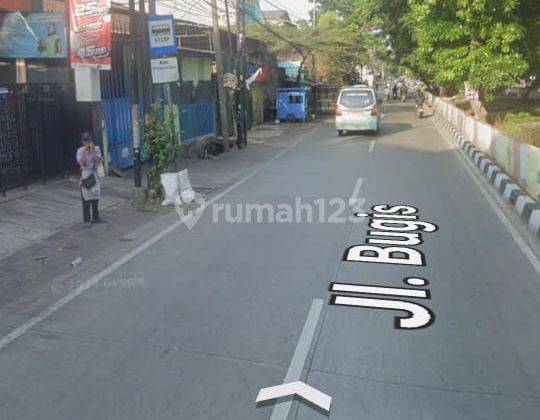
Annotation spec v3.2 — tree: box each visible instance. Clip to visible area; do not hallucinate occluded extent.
[517,0,540,97]
[311,12,368,84]
[247,11,367,85]
[402,0,528,107]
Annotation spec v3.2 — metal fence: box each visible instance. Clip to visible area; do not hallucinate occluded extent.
[179,102,216,141]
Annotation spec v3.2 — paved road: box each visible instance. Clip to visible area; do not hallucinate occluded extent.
[1,103,539,419]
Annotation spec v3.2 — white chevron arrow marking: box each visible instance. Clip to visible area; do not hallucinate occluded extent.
[256,381,332,412]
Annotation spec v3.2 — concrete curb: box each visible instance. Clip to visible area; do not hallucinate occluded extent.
[436,115,540,238]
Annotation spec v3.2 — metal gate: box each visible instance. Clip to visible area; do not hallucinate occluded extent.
[0,89,30,191]
[0,84,75,193]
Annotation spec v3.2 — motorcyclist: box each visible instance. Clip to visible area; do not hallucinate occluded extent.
[415,86,426,117]
[400,82,408,101]
[392,84,398,100]
[415,89,425,106]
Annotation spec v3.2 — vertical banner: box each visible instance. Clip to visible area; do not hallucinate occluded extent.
[69,0,111,69]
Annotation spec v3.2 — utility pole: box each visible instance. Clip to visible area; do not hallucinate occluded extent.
[241,0,248,147]
[235,0,244,149]
[138,0,151,123]
[312,1,317,118]
[223,0,236,143]
[235,0,247,148]
[211,0,230,152]
[129,0,142,188]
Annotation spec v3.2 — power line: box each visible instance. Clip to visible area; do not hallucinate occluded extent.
[155,0,212,18]
[260,0,303,21]
[215,0,310,57]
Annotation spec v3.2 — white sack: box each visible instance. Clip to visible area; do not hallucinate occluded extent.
[160,172,179,206]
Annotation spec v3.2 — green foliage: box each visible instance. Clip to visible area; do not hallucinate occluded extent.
[320,0,537,99]
[517,0,540,88]
[312,12,368,84]
[496,112,540,146]
[144,106,179,191]
[401,0,528,98]
[247,10,367,84]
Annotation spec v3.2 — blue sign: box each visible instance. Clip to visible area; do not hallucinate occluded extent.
[0,12,67,59]
[148,15,178,57]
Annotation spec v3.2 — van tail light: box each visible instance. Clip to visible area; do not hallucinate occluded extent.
[370,106,379,116]
[335,107,342,116]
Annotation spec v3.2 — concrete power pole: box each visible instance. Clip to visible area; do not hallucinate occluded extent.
[129,0,142,189]
[240,0,248,147]
[211,0,230,152]
[312,1,317,118]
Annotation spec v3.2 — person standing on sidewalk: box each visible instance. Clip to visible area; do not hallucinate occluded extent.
[76,132,103,228]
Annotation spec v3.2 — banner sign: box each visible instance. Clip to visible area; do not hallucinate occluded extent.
[148,15,177,57]
[0,12,67,59]
[69,0,111,69]
[0,0,32,12]
[150,57,179,84]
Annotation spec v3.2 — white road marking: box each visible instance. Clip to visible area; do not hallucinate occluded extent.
[368,140,376,153]
[348,177,364,207]
[332,295,434,329]
[331,283,428,298]
[0,128,317,351]
[434,122,540,275]
[256,381,331,412]
[268,298,324,420]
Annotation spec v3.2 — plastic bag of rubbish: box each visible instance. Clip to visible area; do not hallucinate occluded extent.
[177,169,196,204]
[160,172,179,206]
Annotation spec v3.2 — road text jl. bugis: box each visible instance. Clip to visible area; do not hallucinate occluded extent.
[330,204,438,329]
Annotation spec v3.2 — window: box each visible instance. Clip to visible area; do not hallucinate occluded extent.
[288,94,303,104]
[338,90,375,109]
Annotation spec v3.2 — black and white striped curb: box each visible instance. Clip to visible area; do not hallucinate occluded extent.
[436,116,540,237]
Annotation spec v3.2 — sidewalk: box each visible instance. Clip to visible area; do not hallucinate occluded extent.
[0,175,134,259]
[0,120,313,318]
[0,121,308,260]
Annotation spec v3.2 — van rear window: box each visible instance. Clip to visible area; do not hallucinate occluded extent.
[288,95,303,104]
[338,90,374,108]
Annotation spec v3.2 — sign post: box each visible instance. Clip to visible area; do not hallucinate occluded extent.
[147,15,180,143]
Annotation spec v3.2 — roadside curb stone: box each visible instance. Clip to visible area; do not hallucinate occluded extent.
[436,115,540,238]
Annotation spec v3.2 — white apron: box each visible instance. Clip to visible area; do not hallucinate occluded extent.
[80,168,101,201]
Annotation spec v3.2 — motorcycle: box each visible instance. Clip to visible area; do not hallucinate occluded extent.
[416,104,424,118]
[401,89,408,102]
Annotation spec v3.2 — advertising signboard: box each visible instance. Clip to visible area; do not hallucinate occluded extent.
[0,12,67,59]
[148,15,177,57]
[0,0,32,12]
[69,0,111,69]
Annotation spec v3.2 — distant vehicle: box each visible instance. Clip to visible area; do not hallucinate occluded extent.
[415,90,426,118]
[416,103,424,118]
[276,88,310,123]
[335,86,381,135]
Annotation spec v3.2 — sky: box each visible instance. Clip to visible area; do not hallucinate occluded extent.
[155,0,313,27]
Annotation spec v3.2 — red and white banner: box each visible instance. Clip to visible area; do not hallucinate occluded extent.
[69,0,111,69]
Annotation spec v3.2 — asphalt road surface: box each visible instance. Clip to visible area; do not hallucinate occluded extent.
[1,103,539,419]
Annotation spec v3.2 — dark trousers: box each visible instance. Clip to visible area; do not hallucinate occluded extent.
[82,199,99,223]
